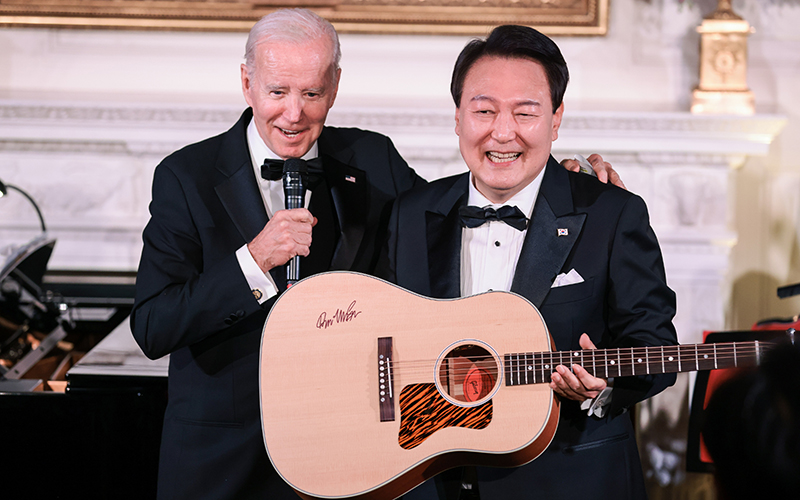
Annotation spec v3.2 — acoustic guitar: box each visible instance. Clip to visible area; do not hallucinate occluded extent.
[259,271,788,500]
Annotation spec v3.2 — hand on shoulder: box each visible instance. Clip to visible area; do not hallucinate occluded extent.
[561,153,626,190]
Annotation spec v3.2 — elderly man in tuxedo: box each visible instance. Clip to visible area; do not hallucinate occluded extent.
[131,9,422,500]
[386,25,678,499]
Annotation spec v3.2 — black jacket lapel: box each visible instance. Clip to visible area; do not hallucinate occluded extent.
[214,109,268,245]
[512,157,586,307]
[322,154,368,271]
[426,174,469,299]
[213,109,284,289]
[215,166,268,245]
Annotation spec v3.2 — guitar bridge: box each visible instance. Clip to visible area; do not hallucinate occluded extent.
[378,337,395,422]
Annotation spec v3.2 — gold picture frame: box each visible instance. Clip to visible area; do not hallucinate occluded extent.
[0,0,609,36]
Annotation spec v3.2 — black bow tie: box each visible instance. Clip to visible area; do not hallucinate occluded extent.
[261,158,325,188]
[458,204,529,231]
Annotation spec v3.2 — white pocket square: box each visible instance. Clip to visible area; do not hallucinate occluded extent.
[552,269,584,288]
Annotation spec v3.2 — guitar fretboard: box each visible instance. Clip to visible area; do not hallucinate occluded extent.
[504,341,773,386]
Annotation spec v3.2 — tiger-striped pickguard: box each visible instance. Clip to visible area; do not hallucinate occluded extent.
[398,383,492,449]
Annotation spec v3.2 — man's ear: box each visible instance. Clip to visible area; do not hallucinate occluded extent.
[328,67,342,109]
[454,106,461,137]
[241,63,254,107]
[551,102,564,142]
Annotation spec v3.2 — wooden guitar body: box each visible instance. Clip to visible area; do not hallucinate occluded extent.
[259,271,558,500]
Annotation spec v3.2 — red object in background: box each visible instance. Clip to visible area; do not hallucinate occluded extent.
[697,331,749,464]
[751,316,800,332]
[696,318,799,464]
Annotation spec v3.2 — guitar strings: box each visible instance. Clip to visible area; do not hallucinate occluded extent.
[386,342,773,369]
[384,342,776,379]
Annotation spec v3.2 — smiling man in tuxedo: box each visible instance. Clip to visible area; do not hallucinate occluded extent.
[386,25,678,499]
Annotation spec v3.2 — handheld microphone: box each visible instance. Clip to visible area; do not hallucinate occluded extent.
[282,158,308,288]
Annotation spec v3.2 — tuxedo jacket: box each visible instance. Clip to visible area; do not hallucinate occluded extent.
[131,109,421,500]
[386,156,677,499]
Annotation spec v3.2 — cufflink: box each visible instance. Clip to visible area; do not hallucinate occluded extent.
[252,288,263,301]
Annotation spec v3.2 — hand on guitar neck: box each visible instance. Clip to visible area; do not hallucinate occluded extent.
[549,333,608,402]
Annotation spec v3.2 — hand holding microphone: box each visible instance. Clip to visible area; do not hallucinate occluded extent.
[246,158,316,279]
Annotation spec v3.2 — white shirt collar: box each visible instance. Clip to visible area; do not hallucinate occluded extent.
[467,166,544,219]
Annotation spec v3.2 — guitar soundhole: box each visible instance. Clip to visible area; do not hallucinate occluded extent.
[437,344,499,406]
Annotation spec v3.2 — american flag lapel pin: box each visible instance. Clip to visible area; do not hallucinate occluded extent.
[557,228,569,236]
[345,175,357,183]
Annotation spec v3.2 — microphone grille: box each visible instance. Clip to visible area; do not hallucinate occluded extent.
[282,158,307,174]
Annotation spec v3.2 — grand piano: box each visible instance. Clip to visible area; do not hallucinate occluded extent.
[0,237,167,499]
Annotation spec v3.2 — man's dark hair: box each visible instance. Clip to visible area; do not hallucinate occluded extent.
[450,24,569,112]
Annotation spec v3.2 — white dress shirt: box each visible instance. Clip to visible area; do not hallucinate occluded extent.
[234,118,319,304]
[460,172,542,297]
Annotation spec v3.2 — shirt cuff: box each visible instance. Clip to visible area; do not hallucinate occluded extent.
[580,379,614,418]
[235,244,278,304]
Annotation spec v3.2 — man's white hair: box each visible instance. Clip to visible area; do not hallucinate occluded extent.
[244,9,341,83]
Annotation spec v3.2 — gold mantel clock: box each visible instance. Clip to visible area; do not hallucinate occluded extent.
[691,0,755,115]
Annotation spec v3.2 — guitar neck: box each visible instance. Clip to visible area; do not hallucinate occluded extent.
[504,340,775,386]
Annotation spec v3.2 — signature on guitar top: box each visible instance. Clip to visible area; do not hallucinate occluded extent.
[315,300,361,329]
[259,271,789,500]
